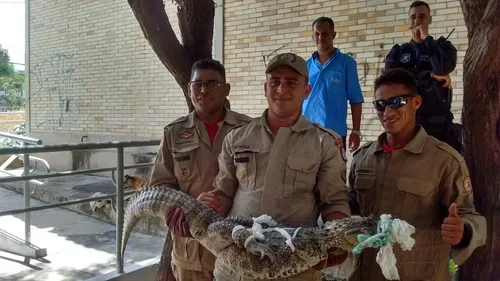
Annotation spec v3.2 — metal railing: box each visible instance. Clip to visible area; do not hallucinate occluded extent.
[0,137,160,274]
[0,132,44,256]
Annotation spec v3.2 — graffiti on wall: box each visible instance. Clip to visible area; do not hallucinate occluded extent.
[31,53,84,129]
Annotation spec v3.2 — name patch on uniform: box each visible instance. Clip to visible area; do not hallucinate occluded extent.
[174,140,197,146]
[178,131,193,139]
[235,157,250,163]
[400,53,411,63]
[356,168,375,175]
[463,176,472,193]
[233,144,251,150]
[419,54,429,61]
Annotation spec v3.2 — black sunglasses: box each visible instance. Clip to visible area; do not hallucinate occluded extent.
[373,94,416,112]
[189,80,225,89]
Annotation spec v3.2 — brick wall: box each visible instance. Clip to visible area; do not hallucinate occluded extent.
[29,0,188,138]
[28,0,467,143]
[223,0,467,142]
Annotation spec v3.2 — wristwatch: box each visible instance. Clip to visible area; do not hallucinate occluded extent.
[352,130,362,138]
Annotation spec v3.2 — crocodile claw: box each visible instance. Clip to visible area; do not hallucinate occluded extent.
[246,239,276,262]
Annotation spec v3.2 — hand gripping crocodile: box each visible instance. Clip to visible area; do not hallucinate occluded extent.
[120,186,416,280]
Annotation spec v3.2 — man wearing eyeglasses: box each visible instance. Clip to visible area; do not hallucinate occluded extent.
[347,68,486,281]
[198,53,351,281]
[149,58,251,281]
[384,1,461,153]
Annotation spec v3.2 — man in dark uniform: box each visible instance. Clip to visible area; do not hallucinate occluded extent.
[384,0,462,153]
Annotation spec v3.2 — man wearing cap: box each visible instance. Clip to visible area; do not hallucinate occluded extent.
[197,53,351,281]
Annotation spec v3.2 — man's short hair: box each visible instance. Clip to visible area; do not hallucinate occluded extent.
[312,16,334,30]
[409,1,431,13]
[375,68,419,95]
[190,58,226,82]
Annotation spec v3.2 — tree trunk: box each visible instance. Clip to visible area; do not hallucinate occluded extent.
[126,2,230,279]
[457,1,500,280]
[127,0,230,111]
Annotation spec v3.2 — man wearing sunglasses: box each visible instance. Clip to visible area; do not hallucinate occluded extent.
[149,58,251,281]
[347,68,486,281]
[384,1,461,154]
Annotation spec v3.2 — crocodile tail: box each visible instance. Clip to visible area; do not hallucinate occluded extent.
[120,186,194,266]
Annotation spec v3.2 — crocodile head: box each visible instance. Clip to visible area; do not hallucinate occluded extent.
[323,215,378,251]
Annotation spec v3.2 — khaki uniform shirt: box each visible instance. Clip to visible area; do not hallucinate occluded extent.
[149,108,251,272]
[213,110,351,281]
[348,126,487,281]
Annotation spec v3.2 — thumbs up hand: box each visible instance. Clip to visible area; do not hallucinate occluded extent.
[441,203,465,246]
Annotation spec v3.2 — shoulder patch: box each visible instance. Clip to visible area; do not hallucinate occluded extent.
[463,176,472,193]
[163,115,189,130]
[400,53,411,64]
[436,141,464,163]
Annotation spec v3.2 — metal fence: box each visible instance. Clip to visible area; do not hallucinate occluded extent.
[0,133,159,274]
[0,107,25,113]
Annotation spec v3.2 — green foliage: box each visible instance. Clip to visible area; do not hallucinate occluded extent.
[0,60,15,77]
[449,259,458,274]
[0,49,25,109]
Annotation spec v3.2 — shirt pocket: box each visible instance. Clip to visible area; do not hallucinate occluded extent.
[396,177,436,219]
[232,144,261,191]
[171,144,200,182]
[353,169,376,215]
[327,70,346,91]
[283,156,320,198]
[394,240,446,280]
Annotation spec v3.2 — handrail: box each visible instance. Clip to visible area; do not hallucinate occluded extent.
[0,162,154,184]
[0,140,159,155]
[0,132,42,145]
[0,138,161,274]
[0,190,137,217]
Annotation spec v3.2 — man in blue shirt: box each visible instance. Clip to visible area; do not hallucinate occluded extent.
[302,17,364,155]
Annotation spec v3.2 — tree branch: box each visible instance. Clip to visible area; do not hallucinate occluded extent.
[174,0,215,59]
[459,0,500,82]
[128,0,195,111]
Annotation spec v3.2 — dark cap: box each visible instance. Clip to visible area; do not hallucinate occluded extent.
[265,53,308,77]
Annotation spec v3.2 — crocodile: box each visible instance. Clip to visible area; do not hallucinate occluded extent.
[120,186,412,279]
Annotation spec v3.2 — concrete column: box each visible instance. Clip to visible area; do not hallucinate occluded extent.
[213,0,224,63]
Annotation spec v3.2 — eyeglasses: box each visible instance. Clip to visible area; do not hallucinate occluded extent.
[373,94,416,112]
[189,80,225,89]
